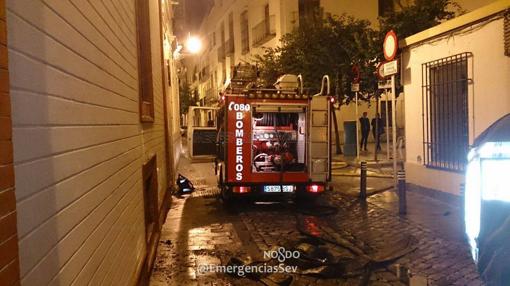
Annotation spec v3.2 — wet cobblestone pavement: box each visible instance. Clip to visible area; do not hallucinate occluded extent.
[150,158,483,286]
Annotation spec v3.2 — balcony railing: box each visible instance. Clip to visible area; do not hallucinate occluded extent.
[252,15,276,47]
[217,44,225,62]
[225,38,235,56]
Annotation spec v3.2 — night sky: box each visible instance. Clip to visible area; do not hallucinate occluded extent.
[184,0,212,32]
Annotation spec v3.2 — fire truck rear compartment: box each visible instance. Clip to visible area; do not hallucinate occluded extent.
[251,111,306,173]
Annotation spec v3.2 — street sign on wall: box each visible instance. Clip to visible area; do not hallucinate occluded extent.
[383,60,398,76]
[378,79,392,89]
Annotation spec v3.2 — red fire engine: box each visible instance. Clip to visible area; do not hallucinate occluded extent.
[215,67,332,203]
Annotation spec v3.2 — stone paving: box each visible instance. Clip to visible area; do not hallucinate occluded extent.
[237,193,482,285]
[150,157,484,286]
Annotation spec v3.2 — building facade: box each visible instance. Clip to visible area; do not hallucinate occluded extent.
[187,0,497,106]
[1,0,181,285]
[401,0,510,196]
[186,0,380,105]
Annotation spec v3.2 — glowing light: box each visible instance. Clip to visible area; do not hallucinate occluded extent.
[185,36,202,54]
[233,186,251,193]
[464,141,510,262]
[307,184,324,193]
[481,159,510,202]
[465,157,481,261]
[478,142,510,158]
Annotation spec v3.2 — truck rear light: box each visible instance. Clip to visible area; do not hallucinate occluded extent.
[307,184,324,193]
[233,186,251,194]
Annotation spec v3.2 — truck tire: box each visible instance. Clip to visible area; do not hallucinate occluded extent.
[295,193,318,206]
[221,186,237,208]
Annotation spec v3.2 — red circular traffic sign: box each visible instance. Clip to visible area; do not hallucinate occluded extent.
[376,62,385,80]
[352,65,360,83]
[383,30,398,61]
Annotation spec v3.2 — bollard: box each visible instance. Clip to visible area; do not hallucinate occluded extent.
[360,161,367,200]
[398,170,406,215]
[460,183,466,239]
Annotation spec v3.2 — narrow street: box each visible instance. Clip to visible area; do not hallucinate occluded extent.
[150,153,482,286]
[1,1,509,285]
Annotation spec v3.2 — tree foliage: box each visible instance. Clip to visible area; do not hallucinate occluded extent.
[179,83,195,114]
[380,0,463,39]
[254,0,462,103]
[255,15,378,100]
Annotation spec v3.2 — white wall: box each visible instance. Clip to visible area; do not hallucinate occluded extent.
[7,0,173,284]
[402,16,510,195]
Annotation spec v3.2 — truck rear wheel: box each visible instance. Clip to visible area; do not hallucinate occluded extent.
[221,186,235,206]
[295,194,318,206]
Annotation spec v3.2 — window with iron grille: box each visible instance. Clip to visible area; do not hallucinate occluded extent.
[422,53,471,172]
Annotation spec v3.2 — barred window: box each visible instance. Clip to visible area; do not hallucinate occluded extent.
[422,53,471,172]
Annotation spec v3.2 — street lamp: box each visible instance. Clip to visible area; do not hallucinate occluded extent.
[173,35,203,60]
[185,35,202,54]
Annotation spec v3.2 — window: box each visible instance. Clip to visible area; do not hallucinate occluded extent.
[422,53,471,172]
[135,0,154,122]
[222,61,226,84]
[241,11,249,54]
[226,13,235,55]
[220,24,225,43]
[218,23,226,61]
[213,70,217,89]
[378,0,394,17]
[298,0,321,22]
[252,4,276,46]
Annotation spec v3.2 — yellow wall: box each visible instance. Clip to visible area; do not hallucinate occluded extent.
[7,0,177,284]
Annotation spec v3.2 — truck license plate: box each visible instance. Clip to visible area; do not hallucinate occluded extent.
[264,185,294,193]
